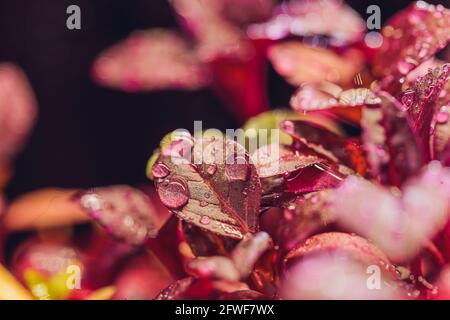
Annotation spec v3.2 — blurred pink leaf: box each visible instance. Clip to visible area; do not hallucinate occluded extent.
[373,2,450,88]
[0,63,37,164]
[262,191,335,252]
[399,64,450,159]
[361,92,423,185]
[330,162,450,262]
[92,29,209,91]
[113,253,173,300]
[185,232,271,281]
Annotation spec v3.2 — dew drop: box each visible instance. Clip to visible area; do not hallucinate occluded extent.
[152,162,170,179]
[158,178,190,209]
[200,216,211,225]
[205,164,217,175]
[436,111,449,124]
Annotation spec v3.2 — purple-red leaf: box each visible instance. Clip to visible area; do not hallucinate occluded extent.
[399,63,450,159]
[230,232,271,278]
[281,119,367,174]
[171,0,252,61]
[76,185,159,246]
[247,0,365,44]
[361,92,424,185]
[267,42,363,86]
[154,136,261,240]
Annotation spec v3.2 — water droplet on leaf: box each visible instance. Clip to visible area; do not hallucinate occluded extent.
[157,178,189,209]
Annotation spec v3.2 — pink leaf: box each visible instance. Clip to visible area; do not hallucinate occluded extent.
[92,29,209,92]
[76,185,159,246]
[330,162,450,262]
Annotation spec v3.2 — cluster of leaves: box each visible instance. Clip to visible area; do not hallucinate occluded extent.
[147,1,450,300]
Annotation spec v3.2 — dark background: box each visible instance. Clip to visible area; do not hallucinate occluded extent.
[0,0,445,198]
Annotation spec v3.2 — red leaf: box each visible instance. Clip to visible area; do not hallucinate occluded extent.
[252,143,324,180]
[230,232,272,278]
[361,92,424,185]
[92,29,209,92]
[281,119,367,174]
[220,290,266,300]
[184,232,271,281]
[262,192,335,252]
[399,63,450,159]
[252,141,348,206]
[373,2,450,89]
